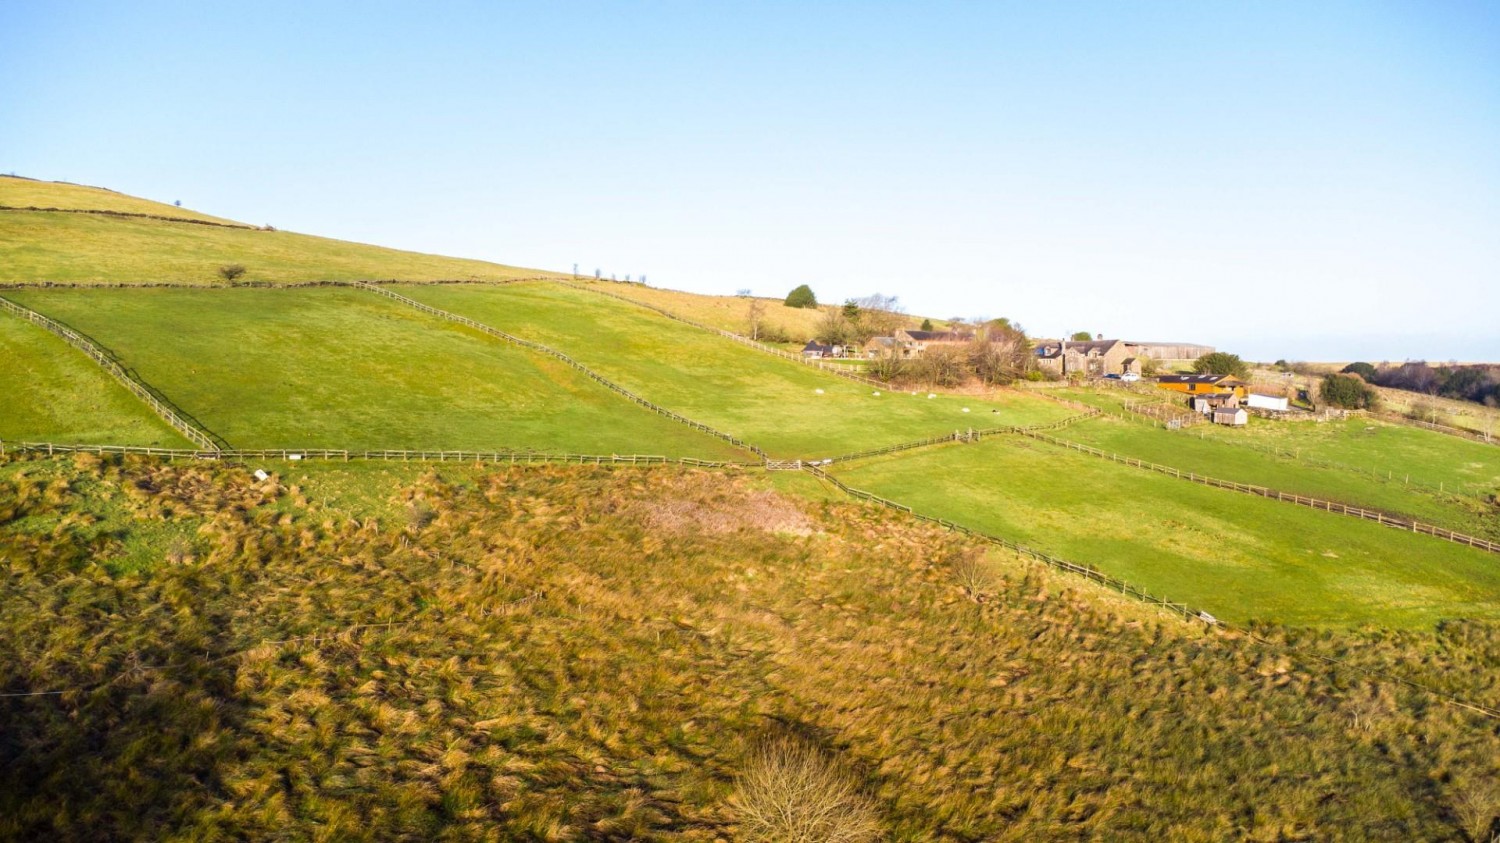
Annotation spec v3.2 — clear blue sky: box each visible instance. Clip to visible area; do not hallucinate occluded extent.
[4,1,1497,361]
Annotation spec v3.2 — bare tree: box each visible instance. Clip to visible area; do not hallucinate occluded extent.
[746,297,767,341]
[217,264,246,283]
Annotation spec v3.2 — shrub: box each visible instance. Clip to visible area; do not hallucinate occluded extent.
[1341,362,1377,381]
[1320,373,1378,410]
[1193,352,1249,379]
[784,285,818,309]
[733,731,880,843]
[217,264,247,283]
[758,323,793,344]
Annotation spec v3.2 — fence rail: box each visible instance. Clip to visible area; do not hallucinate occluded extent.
[1016,430,1500,555]
[0,440,749,468]
[560,282,891,388]
[1374,411,1496,445]
[815,410,1101,465]
[0,295,223,451]
[355,283,770,462]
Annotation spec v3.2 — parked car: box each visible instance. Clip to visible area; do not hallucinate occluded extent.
[1121,372,1141,382]
[1104,374,1121,380]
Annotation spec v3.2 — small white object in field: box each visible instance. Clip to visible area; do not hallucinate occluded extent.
[814,388,824,394]
[823,458,833,465]
[962,407,970,413]
[928,393,936,399]
[253,469,269,481]
[872,391,881,396]
[289,454,303,461]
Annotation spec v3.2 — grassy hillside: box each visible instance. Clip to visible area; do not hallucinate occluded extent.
[3,457,1497,841]
[0,315,193,448]
[1050,414,1499,539]
[5,287,748,459]
[0,175,239,224]
[394,282,1075,458]
[576,279,836,342]
[0,178,558,285]
[832,435,1500,629]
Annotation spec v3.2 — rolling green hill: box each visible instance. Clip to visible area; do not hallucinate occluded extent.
[5,177,1500,840]
[4,286,748,459]
[0,176,558,284]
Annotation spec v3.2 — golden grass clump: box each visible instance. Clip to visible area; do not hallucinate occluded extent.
[733,730,881,843]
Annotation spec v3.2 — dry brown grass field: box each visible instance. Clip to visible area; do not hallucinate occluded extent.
[2,455,1498,841]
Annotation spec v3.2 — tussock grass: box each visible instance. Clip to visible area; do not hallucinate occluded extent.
[2,457,1498,840]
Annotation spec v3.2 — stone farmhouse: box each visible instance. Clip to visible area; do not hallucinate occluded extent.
[1033,338,1215,378]
[863,329,974,359]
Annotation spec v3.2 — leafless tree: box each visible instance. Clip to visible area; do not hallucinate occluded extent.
[733,732,880,843]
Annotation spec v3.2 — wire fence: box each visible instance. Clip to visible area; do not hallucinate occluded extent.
[0,440,752,469]
[0,294,223,451]
[1015,430,1500,555]
[353,282,770,462]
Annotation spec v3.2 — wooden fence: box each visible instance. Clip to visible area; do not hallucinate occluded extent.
[0,440,749,469]
[0,295,223,451]
[353,282,770,462]
[803,464,1205,619]
[816,410,1100,465]
[804,463,1500,721]
[1375,412,1496,446]
[559,282,891,388]
[1016,430,1500,555]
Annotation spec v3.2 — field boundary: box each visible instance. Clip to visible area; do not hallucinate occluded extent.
[805,463,1500,721]
[1017,429,1500,555]
[0,440,751,468]
[0,278,561,291]
[0,294,224,451]
[355,282,771,462]
[0,205,258,229]
[556,281,890,388]
[1374,411,1496,446]
[814,409,1100,465]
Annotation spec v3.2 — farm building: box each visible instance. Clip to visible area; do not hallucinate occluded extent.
[802,341,846,359]
[1212,407,1248,426]
[1246,392,1290,412]
[1155,374,1248,399]
[1192,393,1240,414]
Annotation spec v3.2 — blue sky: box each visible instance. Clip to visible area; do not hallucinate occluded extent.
[3,1,1497,361]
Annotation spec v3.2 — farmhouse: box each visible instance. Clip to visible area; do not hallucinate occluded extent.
[1034,338,1138,378]
[864,329,973,359]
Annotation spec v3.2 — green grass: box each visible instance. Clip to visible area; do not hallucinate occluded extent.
[1049,413,1499,539]
[4,287,749,459]
[395,282,1077,458]
[0,175,240,224]
[832,435,1500,629]
[0,182,558,285]
[1185,412,1500,498]
[0,312,192,447]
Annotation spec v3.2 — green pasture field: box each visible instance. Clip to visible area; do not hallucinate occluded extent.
[0,175,240,224]
[831,435,1500,629]
[1048,414,1498,539]
[0,313,192,448]
[394,282,1077,458]
[0,211,555,285]
[1186,413,1500,498]
[4,287,749,459]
